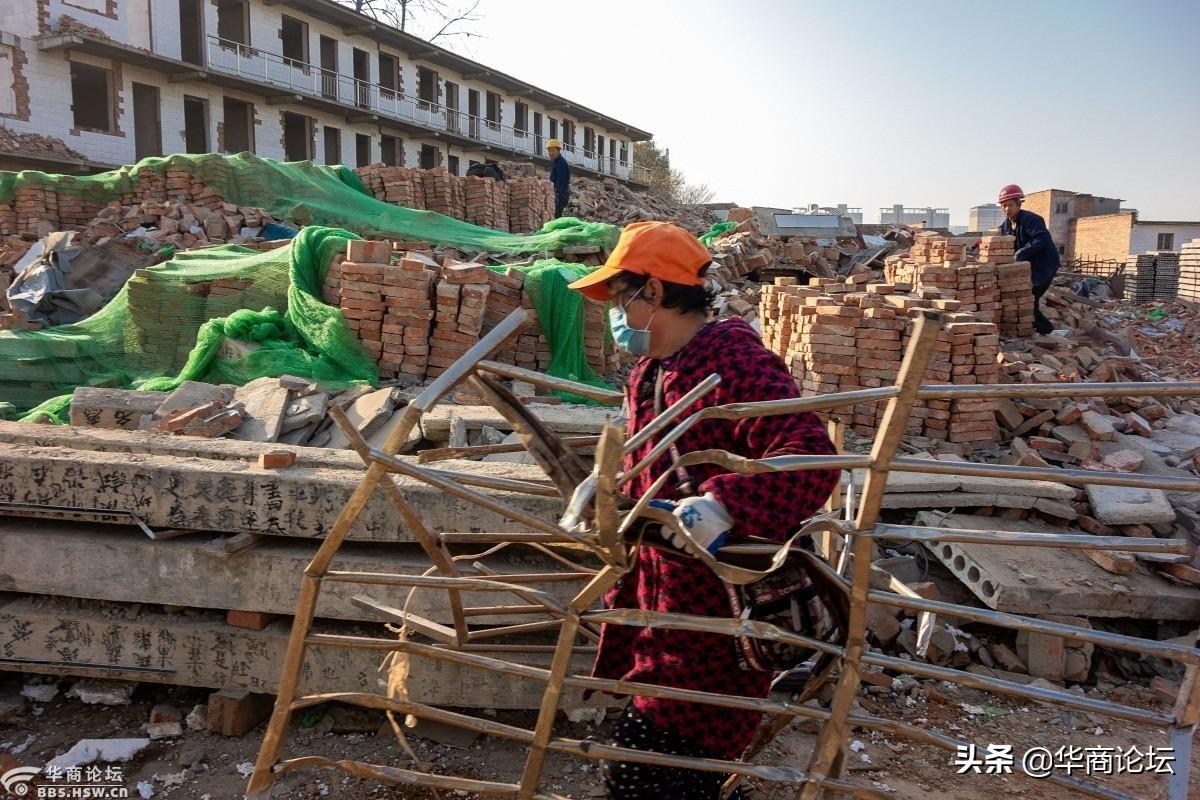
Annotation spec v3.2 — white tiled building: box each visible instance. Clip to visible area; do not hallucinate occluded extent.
[0,0,652,181]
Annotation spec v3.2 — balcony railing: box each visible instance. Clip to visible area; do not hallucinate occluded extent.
[206,36,650,184]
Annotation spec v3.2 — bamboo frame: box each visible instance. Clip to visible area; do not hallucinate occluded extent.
[248,308,1200,800]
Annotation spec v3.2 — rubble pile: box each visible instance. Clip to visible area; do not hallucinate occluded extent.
[884,232,1034,338]
[0,125,89,163]
[0,167,278,245]
[705,206,866,281]
[761,275,999,448]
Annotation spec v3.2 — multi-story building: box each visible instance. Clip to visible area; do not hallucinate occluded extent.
[0,0,651,182]
[1021,189,1122,256]
[878,204,950,229]
[967,203,1003,232]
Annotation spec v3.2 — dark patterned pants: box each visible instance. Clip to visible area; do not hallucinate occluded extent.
[1033,281,1053,334]
[603,705,745,799]
[554,190,570,218]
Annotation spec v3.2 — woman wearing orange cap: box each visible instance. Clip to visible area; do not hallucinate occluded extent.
[568,221,839,799]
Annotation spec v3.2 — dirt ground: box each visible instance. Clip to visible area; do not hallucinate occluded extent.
[0,670,1187,800]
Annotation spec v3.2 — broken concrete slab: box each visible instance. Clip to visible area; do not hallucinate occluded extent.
[365,408,423,454]
[230,377,290,443]
[882,492,1037,510]
[1085,484,1175,526]
[856,470,1074,501]
[1165,413,1200,438]
[420,403,619,441]
[70,387,164,430]
[1149,429,1200,458]
[280,392,329,434]
[325,388,397,449]
[0,443,561,541]
[1099,433,1200,513]
[0,595,598,709]
[915,512,1200,619]
[0,518,581,624]
[155,382,227,420]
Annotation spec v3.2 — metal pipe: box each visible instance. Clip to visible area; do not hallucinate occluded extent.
[871,524,1190,554]
[621,374,722,455]
[916,381,1200,400]
[891,457,1200,493]
[476,360,623,404]
[422,468,562,497]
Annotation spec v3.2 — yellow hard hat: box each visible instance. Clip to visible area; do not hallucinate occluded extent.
[547,139,563,150]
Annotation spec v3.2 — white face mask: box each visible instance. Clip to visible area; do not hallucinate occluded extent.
[608,285,655,355]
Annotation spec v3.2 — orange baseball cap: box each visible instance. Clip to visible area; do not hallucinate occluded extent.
[567,221,710,301]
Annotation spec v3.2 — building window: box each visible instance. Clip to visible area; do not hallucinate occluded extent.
[280,15,309,67]
[420,144,441,169]
[380,134,399,166]
[183,95,209,152]
[447,154,460,176]
[1157,232,1175,250]
[620,140,628,166]
[355,133,371,167]
[548,118,558,141]
[215,0,249,46]
[514,101,528,135]
[583,126,595,156]
[323,125,341,165]
[378,53,398,102]
[417,66,438,110]
[561,120,576,152]
[281,111,313,161]
[178,0,204,66]
[485,91,500,130]
[70,62,114,132]
[1054,201,1069,214]
[222,97,254,153]
[444,81,460,133]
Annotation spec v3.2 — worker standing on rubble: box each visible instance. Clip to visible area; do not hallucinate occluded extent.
[548,138,571,218]
[568,221,840,800]
[998,184,1060,335]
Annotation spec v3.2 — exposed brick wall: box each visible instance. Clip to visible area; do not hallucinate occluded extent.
[0,42,31,121]
[1069,213,1132,263]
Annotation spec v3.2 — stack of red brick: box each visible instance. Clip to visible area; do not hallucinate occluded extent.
[761,276,1000,448]
[884,232,1033,339]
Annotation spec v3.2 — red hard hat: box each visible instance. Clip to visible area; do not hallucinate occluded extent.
[998,184,1025,203]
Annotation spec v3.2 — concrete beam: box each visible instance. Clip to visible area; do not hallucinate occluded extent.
[0,518,583,623]
[0,443,561,541]
[918,512,1200,619]
[167,70,208,83]
[0,595,597,708]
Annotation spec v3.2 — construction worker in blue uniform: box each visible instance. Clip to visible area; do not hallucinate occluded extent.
[998,184,1060,335]
[548,138,571,218]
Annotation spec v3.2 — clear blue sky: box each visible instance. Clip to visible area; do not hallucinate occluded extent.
[439,0,1199,226]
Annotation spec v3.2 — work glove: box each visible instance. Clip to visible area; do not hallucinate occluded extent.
[648,493,733,555]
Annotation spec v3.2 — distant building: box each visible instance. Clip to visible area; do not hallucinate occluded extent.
[879,204,950,229]
[1070,212,1200,263]
[1021,189,1122,256]
[968,204,1004,232]
[796,204,863,225]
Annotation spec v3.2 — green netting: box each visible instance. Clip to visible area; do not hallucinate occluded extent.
[2,154,620,421]
[0,152,621,252]
[699,220,737,246]
[500,260,612,404]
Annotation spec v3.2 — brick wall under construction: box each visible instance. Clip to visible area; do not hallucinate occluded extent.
[761,276,1000,448]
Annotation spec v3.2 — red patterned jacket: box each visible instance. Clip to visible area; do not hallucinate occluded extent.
[592,317,838,757]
